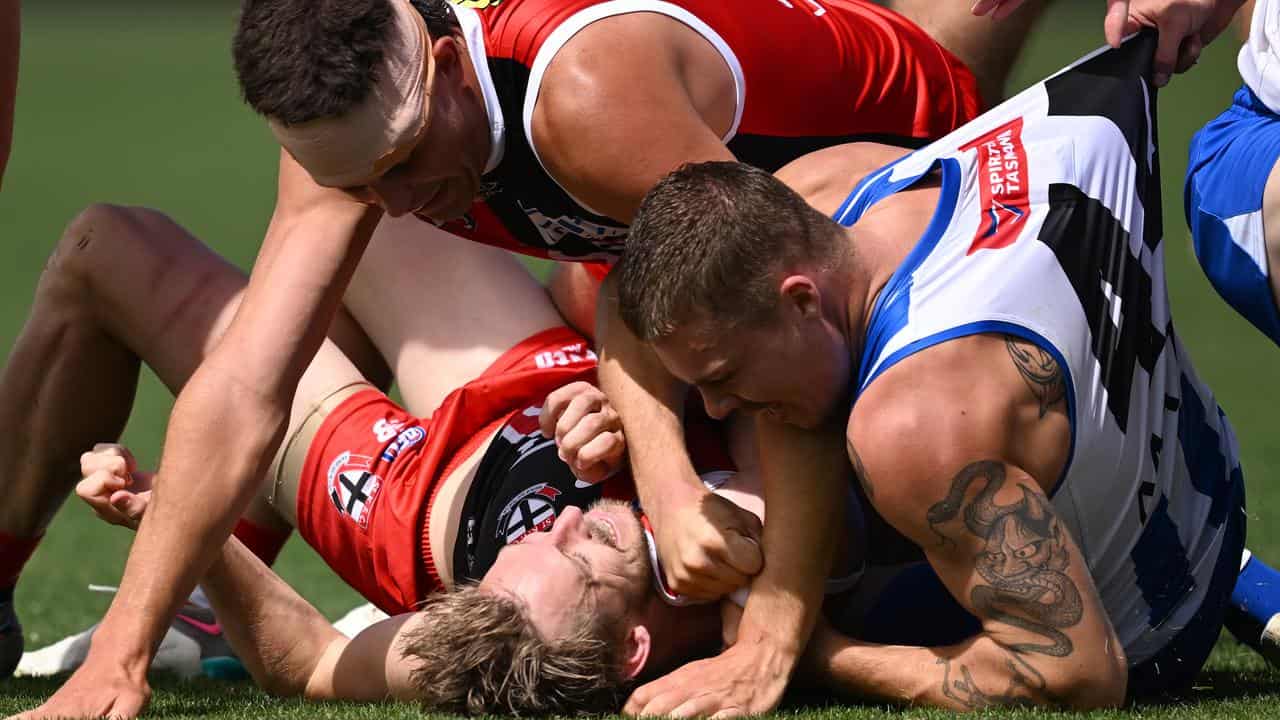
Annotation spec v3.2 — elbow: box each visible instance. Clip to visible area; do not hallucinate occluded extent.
[1056,648,1128,710]
[258,676,304,700]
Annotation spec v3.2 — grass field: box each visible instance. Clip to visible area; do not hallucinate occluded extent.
[2,1,1280,718]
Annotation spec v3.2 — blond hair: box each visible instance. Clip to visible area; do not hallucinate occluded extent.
[402,586,632,714]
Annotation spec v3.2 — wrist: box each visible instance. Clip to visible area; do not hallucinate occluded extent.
[732,621,805,675]
[87,613,158,682]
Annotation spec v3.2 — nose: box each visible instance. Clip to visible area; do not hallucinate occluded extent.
[366,176,415,217]
[544,505,586,545]
[699,387,740,420]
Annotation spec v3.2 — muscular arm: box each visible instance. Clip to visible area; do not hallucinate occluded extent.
[808,339,1125,710]
[202,538,421,701]
[540,12,759,600]
[58,151,383,702]
[0,0,18,189]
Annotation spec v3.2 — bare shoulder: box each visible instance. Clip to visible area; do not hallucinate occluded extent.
[846,335,1027,534]
[776,143,912,217]
[532,11,734,140]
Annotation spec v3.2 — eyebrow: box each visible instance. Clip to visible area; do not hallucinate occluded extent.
[559,547,595,587]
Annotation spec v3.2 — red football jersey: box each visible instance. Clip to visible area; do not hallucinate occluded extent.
[429,0,980,261]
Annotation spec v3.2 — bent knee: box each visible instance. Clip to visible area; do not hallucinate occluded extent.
[45,203,181,297]
[52,204,175,275]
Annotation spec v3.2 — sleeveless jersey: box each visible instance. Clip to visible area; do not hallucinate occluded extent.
[429,0,980,261]
[837,33,1243,665]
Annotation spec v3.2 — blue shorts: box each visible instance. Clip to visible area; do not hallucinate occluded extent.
[1185,84,1280,346]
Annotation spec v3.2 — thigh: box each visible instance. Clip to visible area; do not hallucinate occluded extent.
[78,206,375,399]
[1186,90,1280,346]
[345,216,566,415]
[77,207,368,506]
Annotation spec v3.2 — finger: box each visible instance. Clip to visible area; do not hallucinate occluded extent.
[80,451,131,482]
[1152,14,1191,86]
[1103,0,1131,47]
[574,431,625,472]
[631,684,690,718]
[729,505,763,544]
[91,443,137,473]
[624,678,662,716]
[76,470,128,503]
[673,695,734,719]
[669,564,747,600]
[554,393,604,445]
[559,411,617,460]
[110,490,150,524]
[720,530,764,577]
[1174,33,1202,74]
[539,383,583,437]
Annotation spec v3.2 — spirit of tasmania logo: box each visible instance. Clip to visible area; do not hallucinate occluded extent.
[959,117,1030,255]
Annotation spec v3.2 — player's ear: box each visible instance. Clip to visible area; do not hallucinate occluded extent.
[779,275,821,319]
[621,624,652,680]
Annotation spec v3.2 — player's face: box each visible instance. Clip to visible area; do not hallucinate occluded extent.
[654,312,853,429]
[343,70,488,221]
[480,500,651,641]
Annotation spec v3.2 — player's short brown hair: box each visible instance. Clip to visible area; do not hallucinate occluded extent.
[401,586,632,715]
[616,161,848,342]
[233,0,459,126]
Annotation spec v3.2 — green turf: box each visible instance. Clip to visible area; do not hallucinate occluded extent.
[2,0,1280,717]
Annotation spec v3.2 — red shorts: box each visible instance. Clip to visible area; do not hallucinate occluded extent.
[295,327,598,615]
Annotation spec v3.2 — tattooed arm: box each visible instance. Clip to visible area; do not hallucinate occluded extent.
[807,335,1126,710]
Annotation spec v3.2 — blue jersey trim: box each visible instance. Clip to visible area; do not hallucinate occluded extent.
[854,157,962,391]
[856,320,1078,498]
[833,152,915,227]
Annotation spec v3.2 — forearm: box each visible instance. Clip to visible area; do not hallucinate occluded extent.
[202,537,343,697]
[88,363,292,676]
[811,630,1121,710]
[595,277,701,505]
[736,421,848,669]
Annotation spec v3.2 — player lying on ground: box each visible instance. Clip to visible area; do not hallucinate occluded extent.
[0,205,891,714]
[614,32,1279,710]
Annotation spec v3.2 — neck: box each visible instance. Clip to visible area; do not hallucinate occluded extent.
[640,599,721,680]
[453,36,493,171]
[840,177,945,364]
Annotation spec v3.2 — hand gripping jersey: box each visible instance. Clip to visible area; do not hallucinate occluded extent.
[429,0,980,261]
[837,33,1244,665]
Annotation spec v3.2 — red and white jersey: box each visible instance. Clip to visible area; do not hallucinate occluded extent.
[429,0,980,261]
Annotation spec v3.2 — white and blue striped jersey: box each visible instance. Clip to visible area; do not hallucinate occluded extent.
[839,33,1243,665]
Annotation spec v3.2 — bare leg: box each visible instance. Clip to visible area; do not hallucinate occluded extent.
[343,217,567,415]
[547,262,603,343]
[1265,156,1280,316]
[888,0,1052,107]
[0,204,371,542]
